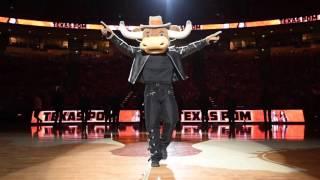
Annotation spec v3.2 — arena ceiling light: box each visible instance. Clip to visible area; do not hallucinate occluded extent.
[8,18,17,24]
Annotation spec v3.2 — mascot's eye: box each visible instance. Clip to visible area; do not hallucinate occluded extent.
[160,33,164,36]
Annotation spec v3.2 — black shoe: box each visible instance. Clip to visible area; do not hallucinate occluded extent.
[151,160,160,167]
[161,148,167,160]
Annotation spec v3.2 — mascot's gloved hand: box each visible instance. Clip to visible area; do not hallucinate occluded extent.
[100,21,114,39]
[205,31,222,44]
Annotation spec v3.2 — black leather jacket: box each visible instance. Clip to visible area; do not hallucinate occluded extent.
[110,34,209,84]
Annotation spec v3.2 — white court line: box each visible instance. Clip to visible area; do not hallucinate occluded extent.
[141,161,152,180]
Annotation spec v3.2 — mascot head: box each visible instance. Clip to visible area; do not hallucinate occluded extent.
[119,16,192,54]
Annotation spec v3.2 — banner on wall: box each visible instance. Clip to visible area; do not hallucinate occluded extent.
[31,109,305,123]
[31,110,140,123]
[1,13,320,31]
[119,110,140,123]
[270,109,304,123]
[180,109,304,123]
[31,110,106,123]
[181,110,265,122]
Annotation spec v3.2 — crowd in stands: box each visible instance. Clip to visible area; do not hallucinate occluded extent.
[1,43,320,122]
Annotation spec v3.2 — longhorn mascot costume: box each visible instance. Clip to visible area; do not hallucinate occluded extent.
[101,16,221,167]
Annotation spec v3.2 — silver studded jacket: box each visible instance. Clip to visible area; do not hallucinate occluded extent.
[110,34,209,84]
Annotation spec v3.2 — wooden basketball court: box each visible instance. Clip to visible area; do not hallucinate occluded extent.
[0,127,320,180]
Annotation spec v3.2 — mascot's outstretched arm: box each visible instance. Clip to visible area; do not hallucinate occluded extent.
[101,21,139,57]
[175,30,222,58]
[205,31,222,44]
[101,19,221,59]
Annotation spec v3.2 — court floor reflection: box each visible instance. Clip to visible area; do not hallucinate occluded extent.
[1,124,319,180]
[31,124,305,141]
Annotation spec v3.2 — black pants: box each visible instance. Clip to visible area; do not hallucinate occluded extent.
[144,83,178,160]
[54,108,64,125]
[34,110,42,124]
[81,109,90,138]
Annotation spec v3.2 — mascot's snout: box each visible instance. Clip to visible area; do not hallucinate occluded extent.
[140,36,169,54]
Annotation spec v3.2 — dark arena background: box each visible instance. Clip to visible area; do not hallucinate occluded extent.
[1,0,320,179]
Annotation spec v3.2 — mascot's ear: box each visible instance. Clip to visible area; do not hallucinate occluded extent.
[169,25,181,32]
